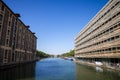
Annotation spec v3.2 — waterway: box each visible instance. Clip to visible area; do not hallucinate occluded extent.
[0,58,120,80]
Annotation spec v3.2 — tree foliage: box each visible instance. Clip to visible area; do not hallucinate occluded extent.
[61,50,75,57]
[36,50,50,58]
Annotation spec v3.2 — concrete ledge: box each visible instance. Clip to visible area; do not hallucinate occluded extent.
[74,60,120,71]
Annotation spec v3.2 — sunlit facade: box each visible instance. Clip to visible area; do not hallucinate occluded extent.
[0,0,37,66]
[75,0,120,66]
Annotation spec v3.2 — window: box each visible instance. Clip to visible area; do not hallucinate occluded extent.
[105,49,108,51]
[108,48,112,51]
[8,21,11,26]
[110,27,113,31]
[0,25,1,31]
[1,5,4,11]
[117,47,120,50]
[0,14,2,22]
[115,2,120,6]
[7,30,10,35]
[112,47,116,51]
[9,13,12,18]
[104,40,107,42]
[107,38,111,42]
[114,25,117,29]
[6,39,9,45]
[115,36,119,39]
[119,23,120,26]
[106,29,109,33]
[4,50,8,59]
[111,37,115,40]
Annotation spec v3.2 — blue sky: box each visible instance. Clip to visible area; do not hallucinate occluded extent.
[3,0,108,55]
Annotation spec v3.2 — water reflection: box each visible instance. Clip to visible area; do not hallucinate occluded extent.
[0,58,120,80]
[95,67,103,72]
[35,58,76,80]
[76,63,120,80]
[0,63,35,80]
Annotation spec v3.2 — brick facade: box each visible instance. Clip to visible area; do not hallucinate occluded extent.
[0,0,37,66]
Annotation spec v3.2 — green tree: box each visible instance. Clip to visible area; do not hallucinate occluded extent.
[36,50,50,58]
[61,50,75,57]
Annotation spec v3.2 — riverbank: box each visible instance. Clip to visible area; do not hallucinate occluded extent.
[75,59,120,71]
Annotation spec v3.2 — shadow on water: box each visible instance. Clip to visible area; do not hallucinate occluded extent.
[0,58,120,80]
[0,63,36,80]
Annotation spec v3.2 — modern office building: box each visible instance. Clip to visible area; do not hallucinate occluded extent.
[75,0,120,67]
[0,0,37,66]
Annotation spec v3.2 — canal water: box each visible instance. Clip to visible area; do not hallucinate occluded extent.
[0,58,120,80]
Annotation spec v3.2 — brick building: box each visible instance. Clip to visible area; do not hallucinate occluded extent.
[0,0,37,66]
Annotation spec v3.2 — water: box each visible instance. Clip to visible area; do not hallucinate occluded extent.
[0,58,120,80]
[35,58,75,80]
